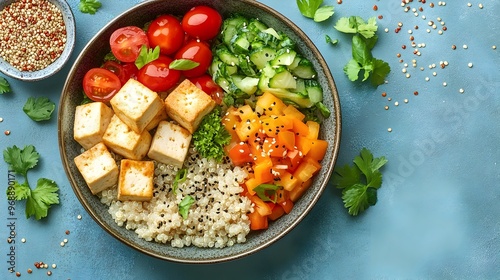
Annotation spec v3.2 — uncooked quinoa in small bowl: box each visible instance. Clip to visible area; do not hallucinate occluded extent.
[58,0,341,263]
[0,0,75,81]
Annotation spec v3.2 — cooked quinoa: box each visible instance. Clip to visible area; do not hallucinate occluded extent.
[99,146,253,248]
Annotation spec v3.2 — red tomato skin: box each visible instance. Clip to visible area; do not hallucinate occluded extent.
[83,68,122,102]
[182,6,223,41]
[189,74,224,104]
[137,56,181,93]
[174,40,212,78]
[109,26,149,63]
[121,62,139,82]
[147,15,185,56]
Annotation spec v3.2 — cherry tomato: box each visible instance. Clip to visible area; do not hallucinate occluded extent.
[147,15,184,56]
[174,40,212,78]
[137,56,181,92]
[83,68,122,102]
[102,61,139,85]
[121,63,139,82]
[109,26,149,63]
[182,6,223,41]
[189,74,224,104]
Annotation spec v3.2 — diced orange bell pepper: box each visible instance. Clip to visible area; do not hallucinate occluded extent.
[293,160,320,182]
[289,179,313,202]
[307,139,328,161]
[248,210,269,230]
[292,118,309,137]
[306,121,320,140]
[282,104,305,121]
[278,130,296,151]
[279,198,294,214]
[253,157,274,184]
[255,91,287,115]
[268,204,286,221]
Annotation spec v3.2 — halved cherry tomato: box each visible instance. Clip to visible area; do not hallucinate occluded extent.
[189,74,224,104]
[147,15,184,56]
[182,6,223,41]
[174,40,212,78]
[83,68,122,102]
[137,55,181,93]
[109,26,149,63]
[102,61,139,85]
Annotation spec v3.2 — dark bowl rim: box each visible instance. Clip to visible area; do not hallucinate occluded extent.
[58,0,342,263]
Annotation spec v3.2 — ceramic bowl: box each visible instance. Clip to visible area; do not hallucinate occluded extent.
[58,0,341,263]
[0,0,75,81]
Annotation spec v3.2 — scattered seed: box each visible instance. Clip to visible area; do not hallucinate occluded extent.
[394,101,399,106]
[478,3,483,9]
[0,117,3,122]
[468,62,473,68]
[4,130,10,135]
[493,45,497,50]
[381,92,387,97]
[414,91,419,96]
[52,264,57,269]
[65,230,70,235]
[60,241,65,247]
[404,99,409,103]
[373,5,378,11]
[77,215,82,220]
[467,3,472,7]
[21,238,26,243]
[47,271,52,276]
[463,44,468,49]
[384,105,389,110]
[27,268,32,274]
[452,45,456,50]
[388,128,393,132]
[443,82,447,87]
[459,88,465,93]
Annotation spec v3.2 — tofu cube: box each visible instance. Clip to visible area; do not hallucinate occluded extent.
[164,79,216,133]
[73,102,114,150]
[74,142,118,195]
[147,121,192,168]
[117,159,154,202]
[110,79,164,134]
[144,101,168,131]
[103,114,152,160]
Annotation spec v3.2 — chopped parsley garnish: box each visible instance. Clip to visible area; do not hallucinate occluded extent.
[178,195,195,219]
[79,0,102,15]
[334,16,391,86]
[296,0,334,22]
[135,45,160,69]
[0,77,11,94]
[4,145,59,220]
[23,97,55,121]
[192,107,231,162]
[333,148,387,216]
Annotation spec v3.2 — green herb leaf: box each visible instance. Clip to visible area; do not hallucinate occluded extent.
[333,17,357,34]
[343,59,362,82]
[254,184,281,203]
[192,107,232,162]
[351,35,373,66]
[79,0,102,15]
[325,35,338,46]
[333,148,387,216]
[370,58,391,86]
[23,97,55,121]
[135,45,160,70]
[26,178,59,220]
[313,5,334,22]
[172,168,187,195]
[169,59,200,70]
[179,195,195,219]
[3,145,39,177]
[6,181,31,201]
[0,77,11,94]
[296,0,323,18]
[334,16,377,39]
[357,17,378,39]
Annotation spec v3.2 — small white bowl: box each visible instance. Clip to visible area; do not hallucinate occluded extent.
[0,0,75,81]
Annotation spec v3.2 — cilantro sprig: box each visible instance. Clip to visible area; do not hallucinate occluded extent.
[334,16,391,86]
[0,77,11,94]
[135,45,160,69]
[296,0,334,22]
[23,97,55,121]
[79,0,102,15]
[333,148,387,216]
[3,145,59,220]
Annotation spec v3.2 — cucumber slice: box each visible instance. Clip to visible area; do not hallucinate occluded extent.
[232,75,260,95]
[231,33,250,54]
[271,48,297,66]
[291,58,317,79]
[215,46,239,66]
[249,47,277,69]
[222,16,248,45]
[269,68,297,89]
[238,54,257,76]
[305,79,323,103]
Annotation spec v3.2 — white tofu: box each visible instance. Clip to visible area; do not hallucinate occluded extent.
[147,121,192,168]
[103,114,152,160]
[117,159,154,202]
[110,79,164,134]
[144,101,168,131]
[74,142,118,195]
[164,79,216,133]
[73,102,114,150]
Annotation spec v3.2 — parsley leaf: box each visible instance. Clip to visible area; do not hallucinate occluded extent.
[297,0,334,22]
[26,178,59,220]
[0,77,11,94]
[325,35,338,45]
[23,97,55,121]
[79,0,102,15]
[3,145,59,220]
[336,18,391,87]
[254,184,280,203]
[179,195,195,219]
[192,107,231,162]
[169,59,200,70]
[3,145,40,177]
[333,148,387,216]
[135,45,160,70]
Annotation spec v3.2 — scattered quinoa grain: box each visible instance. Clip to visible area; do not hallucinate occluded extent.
[21,238,26,243]
[452,45,456,50]
[493,46,497,50]
[4,130,11,135]
[384,105,389,110]
[478,3,483,9]
[52,264,57,269]
[443,82,447,87]
[65,230,70,235]
[388,128,393,132]
[77,215,82,220]
[60,241,65,247]
[27,268,32,274]
[47,271,52,276]
[463,44,468,49]
[404,99,409,103]
[468,62,473,68]
[459,88,465,93]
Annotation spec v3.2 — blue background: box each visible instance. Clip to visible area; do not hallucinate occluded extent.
[1,0,499,279]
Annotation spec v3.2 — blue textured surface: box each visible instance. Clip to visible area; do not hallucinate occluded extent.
[1,0,499,279]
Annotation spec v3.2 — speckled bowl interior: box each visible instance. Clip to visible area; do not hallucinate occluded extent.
[0,0,75,81]
[58,0,341,263]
